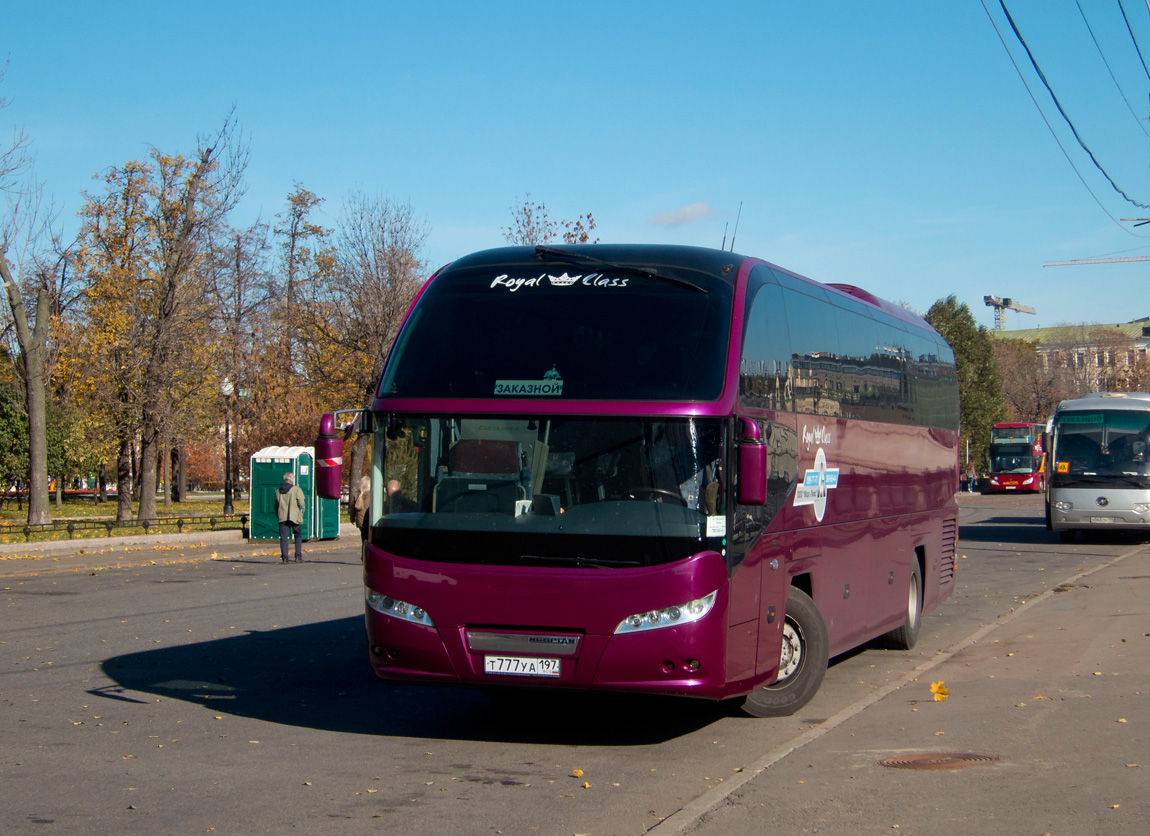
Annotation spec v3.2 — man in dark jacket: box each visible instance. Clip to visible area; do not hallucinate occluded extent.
[275,472,306,563]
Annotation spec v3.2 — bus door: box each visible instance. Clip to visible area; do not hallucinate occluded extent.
[756,528,791,681]
[727,415,797,685]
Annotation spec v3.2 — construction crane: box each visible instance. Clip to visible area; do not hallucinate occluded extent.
[983,295,1036,331]
[1043,255,1150,266]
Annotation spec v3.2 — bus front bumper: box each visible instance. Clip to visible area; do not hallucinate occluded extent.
[1049,491,1150,531]
[361,550,740,700]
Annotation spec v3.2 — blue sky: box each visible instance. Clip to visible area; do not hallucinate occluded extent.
[7,1,1150,331]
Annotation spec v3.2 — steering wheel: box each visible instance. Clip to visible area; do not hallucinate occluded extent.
[624,487,689,506]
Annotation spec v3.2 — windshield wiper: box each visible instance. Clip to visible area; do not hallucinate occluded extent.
[521,553,641,568]
[1112,474,1150,487]
[534,245,709,294]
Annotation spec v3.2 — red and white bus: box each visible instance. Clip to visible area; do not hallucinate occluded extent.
[315,245,960,716]
[987,422,1046,493]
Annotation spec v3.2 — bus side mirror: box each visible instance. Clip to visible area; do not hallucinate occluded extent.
[333,408,372,434]
[736,418,768,506]
[314,413,344,501]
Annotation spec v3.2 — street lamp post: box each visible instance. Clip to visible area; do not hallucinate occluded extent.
[221,377,234,516]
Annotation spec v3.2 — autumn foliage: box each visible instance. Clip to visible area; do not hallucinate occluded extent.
[4,79,602,522]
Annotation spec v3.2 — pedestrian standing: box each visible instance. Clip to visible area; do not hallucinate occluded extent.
[275,472,306,563]
[352,475,371,540]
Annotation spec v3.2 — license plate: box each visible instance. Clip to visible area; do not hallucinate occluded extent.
[483,655,561,677]
[1090,516,1116,524]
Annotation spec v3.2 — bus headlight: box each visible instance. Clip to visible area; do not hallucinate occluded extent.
[1053,501,1073,512]
[1133,503,1150,514]
[614,591,717,634]
[365,588,435,627]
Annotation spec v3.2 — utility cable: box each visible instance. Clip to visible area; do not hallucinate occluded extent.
[1075,0,1150,139]
[1117,0,1150,82]
[997,0,1150,211]
[982,0,1150,234]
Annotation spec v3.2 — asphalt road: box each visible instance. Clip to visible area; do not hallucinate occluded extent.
[1,493,1145,835]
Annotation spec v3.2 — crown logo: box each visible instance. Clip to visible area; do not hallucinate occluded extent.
[547,272,580,287]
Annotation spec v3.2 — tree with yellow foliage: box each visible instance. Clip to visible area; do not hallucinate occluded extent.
[76,115,248,523]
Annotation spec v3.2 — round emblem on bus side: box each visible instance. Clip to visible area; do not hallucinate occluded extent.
[1096,496,1109,507]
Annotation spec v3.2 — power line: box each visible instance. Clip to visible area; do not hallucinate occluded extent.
[1117,0,1150,82]
[997,0,1150,209]
[1074,0,1150,139]
[981,0,1150,234]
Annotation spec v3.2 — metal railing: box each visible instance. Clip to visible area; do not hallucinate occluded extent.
[0,514,250,543]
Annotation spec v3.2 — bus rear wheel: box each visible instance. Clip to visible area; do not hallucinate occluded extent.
[740,587,828,718]
[883,560,922,650]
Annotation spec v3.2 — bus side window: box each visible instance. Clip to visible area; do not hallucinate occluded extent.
[739,271,792,411]
[783,289,840,417]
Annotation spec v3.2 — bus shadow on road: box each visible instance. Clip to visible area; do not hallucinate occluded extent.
[99,616,726,745]
[960,521,1150,547]
[958,520,1058,545]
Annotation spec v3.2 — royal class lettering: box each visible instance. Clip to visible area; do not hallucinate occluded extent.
[490,272,629,291]
[802,424,832,450]
[491,274,546,292]
[582,274,628,288]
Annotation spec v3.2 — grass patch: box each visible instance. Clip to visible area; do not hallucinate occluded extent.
[0,494,252,546]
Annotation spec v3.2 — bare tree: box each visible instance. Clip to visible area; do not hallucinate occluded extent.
[206,220,273,491]
[302,190,428,508]
[0,62,32,191]
[0,65,73,525]
[273,184,329,373]
[503,194,599,245]
[991,337,1066,422]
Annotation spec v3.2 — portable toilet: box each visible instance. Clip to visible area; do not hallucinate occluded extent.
[249,446,341,541]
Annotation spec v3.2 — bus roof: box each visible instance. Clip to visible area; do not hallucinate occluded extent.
[1055,392,1150,413]
[447,244,744,284]
[446,244,937,333]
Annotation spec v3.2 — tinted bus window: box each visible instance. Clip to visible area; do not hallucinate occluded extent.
[740,272,793,411]
[379,265,734,401]
[829,304,886,420]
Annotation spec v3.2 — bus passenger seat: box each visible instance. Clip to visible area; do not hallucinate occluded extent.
[433,439,526,513]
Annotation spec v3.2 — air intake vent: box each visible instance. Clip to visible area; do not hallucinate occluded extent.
[939,517,957,584]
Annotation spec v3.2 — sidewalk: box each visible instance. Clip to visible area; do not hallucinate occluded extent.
[660,541,1150,836]
[0,523,361,577]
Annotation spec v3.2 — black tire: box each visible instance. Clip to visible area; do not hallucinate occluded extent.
[740,587,828,718]
[883,560,922,650]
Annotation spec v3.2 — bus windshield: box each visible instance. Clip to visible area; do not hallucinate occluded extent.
[373,415,727,567]
[377,263,734,401]
[1053,410,1150,486]
[989,445,1036,474]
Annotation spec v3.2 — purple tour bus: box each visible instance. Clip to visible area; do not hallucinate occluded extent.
[314,244,960,716]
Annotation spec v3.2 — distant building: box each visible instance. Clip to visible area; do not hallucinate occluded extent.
[994,317,1150,391]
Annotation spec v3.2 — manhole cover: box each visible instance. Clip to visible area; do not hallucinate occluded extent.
[878,753,997,771]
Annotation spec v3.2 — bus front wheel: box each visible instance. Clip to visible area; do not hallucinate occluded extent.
[740,587,828,718]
